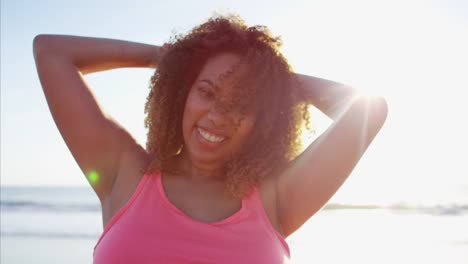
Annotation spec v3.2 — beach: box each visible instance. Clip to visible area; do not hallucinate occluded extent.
[1,237,95,264]
[1,186,467,264]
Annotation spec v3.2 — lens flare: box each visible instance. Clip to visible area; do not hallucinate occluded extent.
[87,171,99,185]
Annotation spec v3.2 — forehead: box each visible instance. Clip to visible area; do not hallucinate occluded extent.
[195,52,245,89]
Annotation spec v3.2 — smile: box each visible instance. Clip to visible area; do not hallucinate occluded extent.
[197,127,226,143]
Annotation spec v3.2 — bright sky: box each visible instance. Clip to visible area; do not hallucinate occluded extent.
[1,0,467,206]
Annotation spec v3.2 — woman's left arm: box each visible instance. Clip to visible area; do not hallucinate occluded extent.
[295,73,361,120]
[275,73,389,238]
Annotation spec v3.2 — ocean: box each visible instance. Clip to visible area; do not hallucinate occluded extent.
[1,186,467,263]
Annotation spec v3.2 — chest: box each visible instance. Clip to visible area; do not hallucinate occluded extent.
[161,175,242,223]
[94,219,289,264]
[102,165,283,237]
[95,190,289,264]
[95,171,290,264]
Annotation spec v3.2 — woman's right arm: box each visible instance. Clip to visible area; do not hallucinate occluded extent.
[33,35,164,202]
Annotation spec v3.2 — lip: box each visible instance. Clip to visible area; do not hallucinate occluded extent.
[196,125,230,138]
[194,126,229,149]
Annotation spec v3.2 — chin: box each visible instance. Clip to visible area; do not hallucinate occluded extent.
[186,148,227,170]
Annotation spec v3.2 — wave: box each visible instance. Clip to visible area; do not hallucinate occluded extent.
[0,200,100,212]
[324,203,468,216]
[2,198,467,216]
[1,230,100,239]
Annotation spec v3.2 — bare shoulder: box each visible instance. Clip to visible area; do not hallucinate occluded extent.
[258,174,286,238]
[101,141,150,227]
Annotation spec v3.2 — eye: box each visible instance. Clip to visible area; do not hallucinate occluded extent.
[198,86,215,100]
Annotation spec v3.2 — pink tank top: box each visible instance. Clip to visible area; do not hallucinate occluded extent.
[93,173,290,263]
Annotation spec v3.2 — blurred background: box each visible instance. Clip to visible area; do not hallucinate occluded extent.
[1,0,467,263]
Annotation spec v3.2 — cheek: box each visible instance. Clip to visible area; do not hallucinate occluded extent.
[182,95,197,136]
[234,117,256,142]
[184,94,203,123]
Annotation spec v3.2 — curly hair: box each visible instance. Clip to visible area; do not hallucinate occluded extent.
[143,13,310,199]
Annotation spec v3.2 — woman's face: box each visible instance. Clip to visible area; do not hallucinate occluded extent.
[182,52,256,170]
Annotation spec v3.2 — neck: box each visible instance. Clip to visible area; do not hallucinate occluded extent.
[175,151,226,184]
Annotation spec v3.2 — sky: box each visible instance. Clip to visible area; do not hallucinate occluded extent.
[1,0,467,206]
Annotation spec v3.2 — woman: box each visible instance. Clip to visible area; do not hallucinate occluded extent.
[33,14,387,263]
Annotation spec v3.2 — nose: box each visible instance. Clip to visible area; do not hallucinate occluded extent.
[207,102,229,127]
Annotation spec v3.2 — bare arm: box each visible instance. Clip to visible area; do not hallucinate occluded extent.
[34,35,165,74]
[295,73,361,120]
[276,73,388,237]
[33,35,164,201]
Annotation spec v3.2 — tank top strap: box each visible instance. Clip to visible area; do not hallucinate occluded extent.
[244,185,291,256]
[94,172,153,253]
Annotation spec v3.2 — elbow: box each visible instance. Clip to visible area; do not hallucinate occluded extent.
[33,34,47,61]
[353,95,388,121]
[33,34,55,61]
[371,96,389,126]
[349,95,389,136]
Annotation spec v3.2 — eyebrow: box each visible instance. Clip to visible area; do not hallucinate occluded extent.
[198,79,222,92]
[199,79,215,87]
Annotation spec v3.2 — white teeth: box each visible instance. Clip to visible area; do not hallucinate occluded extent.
[197,128,225,143]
